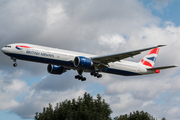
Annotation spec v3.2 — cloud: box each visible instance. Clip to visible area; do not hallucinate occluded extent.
[0,0,47,44]
[106,93,142,115]
[167,107,180,119]
[144,0,173,14]
[99,34,126,52]
[153,0,173,3]
[104,74,180,97]
[101,74,180,119]
[36,0,159,53]
[0,0,180,120]
[32,71,85,92]
[11,89,86,119]
[0,71,29,110]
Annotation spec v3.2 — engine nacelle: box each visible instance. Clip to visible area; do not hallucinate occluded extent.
[73,56,93,68]
[47,64,66,74]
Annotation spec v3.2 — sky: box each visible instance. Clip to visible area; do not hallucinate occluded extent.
[0,0,180,120]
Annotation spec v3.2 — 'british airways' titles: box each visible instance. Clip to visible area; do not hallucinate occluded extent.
[26,50,54,58]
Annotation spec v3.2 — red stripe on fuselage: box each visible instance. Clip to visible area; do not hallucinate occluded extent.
[16,45,32,48]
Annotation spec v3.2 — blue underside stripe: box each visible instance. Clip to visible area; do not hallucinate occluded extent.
[5,53,74,66]
[102,68,141,76]
[5,53,141,76]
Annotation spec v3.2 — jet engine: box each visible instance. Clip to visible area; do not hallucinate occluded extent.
[47,64,66,74]
[73,56,93,68]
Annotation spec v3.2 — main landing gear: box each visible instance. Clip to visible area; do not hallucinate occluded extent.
[75,70,86,81]
[75,71,102,81]
[11,57,17,67]
[75,75,86,81]
[90,72,102,78]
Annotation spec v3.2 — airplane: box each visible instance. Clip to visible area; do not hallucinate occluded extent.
[1,43,176,81]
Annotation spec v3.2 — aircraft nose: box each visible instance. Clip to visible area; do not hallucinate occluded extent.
[1,47,8,53]
[1,47,5,53]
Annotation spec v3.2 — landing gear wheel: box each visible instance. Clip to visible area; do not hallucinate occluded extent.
[81,77,86,81]
[13,63,17,67]
[91,72,95,76]
[94,73,98,77]
[75,75,79,79]
[75,75,81,80]
[11,57,17,67]
[78,76,82,80]
[97,74,102,78]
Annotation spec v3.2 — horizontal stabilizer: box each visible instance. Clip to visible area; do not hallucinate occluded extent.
[147,65,177,70]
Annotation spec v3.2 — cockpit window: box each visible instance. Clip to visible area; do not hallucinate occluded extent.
[5,46,11,48]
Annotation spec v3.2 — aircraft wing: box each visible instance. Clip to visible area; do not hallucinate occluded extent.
[91,45,166,65]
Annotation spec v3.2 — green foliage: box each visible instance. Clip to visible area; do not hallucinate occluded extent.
[35,92,112,120]
[162,117,166,120]
[35,92,164,120]
[114,110,156,120]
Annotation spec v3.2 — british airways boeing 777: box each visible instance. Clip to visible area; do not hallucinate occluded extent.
[1,43,176,81]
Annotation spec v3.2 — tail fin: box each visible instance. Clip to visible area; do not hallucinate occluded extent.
[139,47,160,68]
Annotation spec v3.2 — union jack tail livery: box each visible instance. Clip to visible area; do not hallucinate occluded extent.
[140,47,160,68]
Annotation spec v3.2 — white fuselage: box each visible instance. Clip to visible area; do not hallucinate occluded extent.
[1,43,155,76]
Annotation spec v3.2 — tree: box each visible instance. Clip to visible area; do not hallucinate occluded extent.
[162,117,166,120]
[114,110,156,120]
[35,92,112,120]
[35,92,161,120]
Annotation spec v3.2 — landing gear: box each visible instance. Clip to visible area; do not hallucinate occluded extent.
[75,75,86,81]
[90,72,102,78]
[97,74,102,78]
[11,57,17,67]
[13,63,17,67]
[75,70,102,81]
[75,70,86,81]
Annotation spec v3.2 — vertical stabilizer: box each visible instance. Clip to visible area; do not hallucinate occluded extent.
[139,47,160,68]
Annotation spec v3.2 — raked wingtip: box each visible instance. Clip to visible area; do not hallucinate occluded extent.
[157,45,166,47]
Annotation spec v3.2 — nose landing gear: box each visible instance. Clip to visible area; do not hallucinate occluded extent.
[13,63,17,67]
[11,57,17,67]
